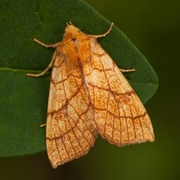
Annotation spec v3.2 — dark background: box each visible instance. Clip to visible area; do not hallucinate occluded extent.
[1,0,179,179]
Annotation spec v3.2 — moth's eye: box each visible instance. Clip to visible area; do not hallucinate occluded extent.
[71,37,76,42]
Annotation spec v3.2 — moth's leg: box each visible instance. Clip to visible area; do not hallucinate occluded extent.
[27,38,61,77]
[27,52,56,77]
[34,39,61,48]
[40,123,46,127]
[90,22,114,38]
[120,68,135,73]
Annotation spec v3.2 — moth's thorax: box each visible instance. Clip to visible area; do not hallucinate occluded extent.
[57,24,96,67]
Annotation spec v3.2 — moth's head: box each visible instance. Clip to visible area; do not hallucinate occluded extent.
[63,22,85,41]
[65,22,81,32]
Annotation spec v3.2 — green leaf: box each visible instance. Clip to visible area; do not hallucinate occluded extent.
[0,0,158,156]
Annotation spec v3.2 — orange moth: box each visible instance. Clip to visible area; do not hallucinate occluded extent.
[27,22,154,168]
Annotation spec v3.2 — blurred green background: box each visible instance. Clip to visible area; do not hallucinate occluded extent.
[1,0,179,179]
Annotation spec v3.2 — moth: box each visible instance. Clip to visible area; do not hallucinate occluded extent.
[27,22,154,168]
